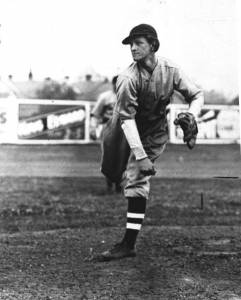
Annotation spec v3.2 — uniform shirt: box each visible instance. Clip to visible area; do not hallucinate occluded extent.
[91,90,117,124]
[115,56,203,159]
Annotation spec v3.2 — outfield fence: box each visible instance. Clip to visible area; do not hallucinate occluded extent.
[0,98,239,145]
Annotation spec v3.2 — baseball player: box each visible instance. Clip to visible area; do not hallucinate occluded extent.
[98,24,204,261]
[90,76,122,193]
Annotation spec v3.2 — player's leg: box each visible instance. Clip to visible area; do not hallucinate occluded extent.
[120,142,167,251]
[98,152,151,261]
[100,124,115,193]
[121,152,151,248]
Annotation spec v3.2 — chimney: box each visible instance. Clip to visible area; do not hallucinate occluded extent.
[85,74,92,81]
[28,70,33,81]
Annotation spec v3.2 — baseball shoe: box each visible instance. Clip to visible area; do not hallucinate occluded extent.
[97,242,136,261]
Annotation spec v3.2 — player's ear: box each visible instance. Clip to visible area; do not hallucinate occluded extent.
[152,40,159,52]
[146,35,159,52]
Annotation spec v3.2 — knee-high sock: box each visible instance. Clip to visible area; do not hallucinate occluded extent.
[122,197,146,248]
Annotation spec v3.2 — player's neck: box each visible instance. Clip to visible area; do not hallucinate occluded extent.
[138,54,157,74]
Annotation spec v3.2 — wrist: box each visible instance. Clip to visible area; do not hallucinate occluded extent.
[132,147,148,160]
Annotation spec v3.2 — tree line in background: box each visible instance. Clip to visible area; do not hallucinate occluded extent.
[0,74,239,104]
[203,90,238,105]
[36,78,238,104]
[36,77,78,100]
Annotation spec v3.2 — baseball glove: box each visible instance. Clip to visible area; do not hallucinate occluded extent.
[174,112,198,149]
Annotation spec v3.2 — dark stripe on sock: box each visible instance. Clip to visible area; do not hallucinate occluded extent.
[127,218,143,224]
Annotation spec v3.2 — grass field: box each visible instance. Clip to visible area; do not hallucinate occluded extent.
[0,144,240,299]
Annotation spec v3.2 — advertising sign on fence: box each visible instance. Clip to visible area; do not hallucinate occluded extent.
[0,100,239,144]
[16,99,91,144]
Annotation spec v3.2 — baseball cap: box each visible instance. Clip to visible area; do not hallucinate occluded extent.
[122,24,158,45]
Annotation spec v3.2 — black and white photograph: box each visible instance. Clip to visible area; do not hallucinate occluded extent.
[0,0,240,299]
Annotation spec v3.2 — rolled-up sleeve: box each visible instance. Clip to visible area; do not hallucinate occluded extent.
[115,75,138,120]
[173,67,203,104]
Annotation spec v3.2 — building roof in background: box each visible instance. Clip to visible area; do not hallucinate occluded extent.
[73,80,112,101]
[232,96,239,105]
[3,79,112,101]
[2,79,238,104]
[0,80,19,98]
[13,81,44,99]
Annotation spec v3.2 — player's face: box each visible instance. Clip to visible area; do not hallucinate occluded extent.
[130,37,152,61]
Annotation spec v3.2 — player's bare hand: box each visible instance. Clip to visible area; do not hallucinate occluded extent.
[137,157,156,176]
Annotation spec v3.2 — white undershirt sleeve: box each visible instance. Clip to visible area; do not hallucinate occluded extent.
[121,119,147,160]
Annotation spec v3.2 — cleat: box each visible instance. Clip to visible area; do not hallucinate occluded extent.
[97,242,136,261]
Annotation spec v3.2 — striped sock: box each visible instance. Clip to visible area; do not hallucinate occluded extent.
[122,197,146,249]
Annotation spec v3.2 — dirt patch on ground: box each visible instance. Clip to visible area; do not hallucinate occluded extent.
[0,177,240,299]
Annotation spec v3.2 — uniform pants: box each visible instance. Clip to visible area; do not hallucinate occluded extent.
[124,144,166,200]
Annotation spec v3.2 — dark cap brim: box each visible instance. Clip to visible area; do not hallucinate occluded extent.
[122,34,143,45]
[122,36,132,45]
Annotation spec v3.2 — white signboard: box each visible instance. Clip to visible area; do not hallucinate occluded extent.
[0,100,239,145]
[0,99,18,143]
